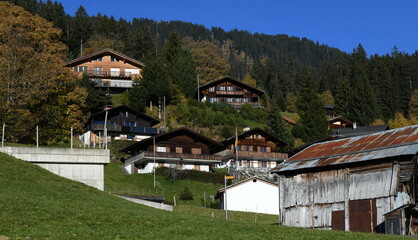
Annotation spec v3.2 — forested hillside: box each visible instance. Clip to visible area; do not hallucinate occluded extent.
[4,0,418,147]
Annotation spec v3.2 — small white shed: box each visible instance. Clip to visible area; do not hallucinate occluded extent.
[215,177,278,215]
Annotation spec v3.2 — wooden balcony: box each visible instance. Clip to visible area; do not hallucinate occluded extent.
[125,151,222,165]
[218,150,287,161]
[215,90,244,95]
[73,70,140,80]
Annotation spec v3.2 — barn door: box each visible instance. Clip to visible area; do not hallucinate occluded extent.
[349,199,377,232]
[332,210,345,231]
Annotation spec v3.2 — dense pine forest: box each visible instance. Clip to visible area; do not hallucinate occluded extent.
[3,0,418,147]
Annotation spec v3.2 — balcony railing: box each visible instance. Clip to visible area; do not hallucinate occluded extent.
[74,70,140,79]
[93,79,133,88]
[218,150,287,160]
[215,90,244,95]
[142,151,222,161]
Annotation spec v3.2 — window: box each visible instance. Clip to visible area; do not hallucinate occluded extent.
[236,145,241,151]
[226,98,233,102]
[238,160,242,166]
[236,98,241,103]
[156,146,167,152]
[93,57,102,61]
[121,112,128,118]
[245,146,250,151]
[260,146,267,152]
[261,161,267,168]
[191,148,201,154]
[127,135,135,140]
[227,86,234,91]
[218,86,225,91]
[125,68,140,76]
[109,121,115,126]
[74,66,88,72]
[245,160,251,167]
[93,120,104,125]
[175,147,183,153]
[210,97,218,103]
[124,121,136,127]
[93,67,103,75]
[110,57,119,62]
[242,98,248,103]
[110,68,120,76]
[209,87,215,92]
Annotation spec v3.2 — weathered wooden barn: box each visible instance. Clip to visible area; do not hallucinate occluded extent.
[271,125,418,233]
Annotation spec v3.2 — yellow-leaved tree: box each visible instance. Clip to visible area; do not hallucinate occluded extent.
[0,2,87,145]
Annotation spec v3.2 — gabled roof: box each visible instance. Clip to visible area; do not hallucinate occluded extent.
[328,116,352,125]
[91,105,159,126]
[221,128,288,147]
[120,127,224,154]
[64,48,145,68]
[331,125,389,138]
[199,77,265,96]
[215,176,277,199]
[272,125,418,175]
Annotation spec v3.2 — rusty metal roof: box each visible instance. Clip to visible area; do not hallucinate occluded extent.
[272,125,418,174]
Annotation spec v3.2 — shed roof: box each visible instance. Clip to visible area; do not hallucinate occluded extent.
[64,48,145,68]
[272,125,418,174]
[215,176,277,199]
[199,77,265,96]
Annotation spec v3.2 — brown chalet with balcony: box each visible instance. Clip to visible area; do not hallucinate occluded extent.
[65,48,145,94]
[219,128,288,171]
[121,127,224,174]
[199,77,265,108]
[87,105,160,141]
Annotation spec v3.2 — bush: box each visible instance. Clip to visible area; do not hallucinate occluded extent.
[179,187,194,200]
[155,167,226,184]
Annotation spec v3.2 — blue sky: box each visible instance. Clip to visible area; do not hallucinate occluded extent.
[56,0,418,56]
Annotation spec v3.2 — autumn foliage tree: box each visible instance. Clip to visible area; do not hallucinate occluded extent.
[0,2,87,145]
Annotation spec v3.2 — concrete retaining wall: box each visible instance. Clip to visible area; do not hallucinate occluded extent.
[116,195,173,211]
[0,147,109,190]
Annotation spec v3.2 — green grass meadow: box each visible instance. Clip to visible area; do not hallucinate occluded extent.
[0,152,406,239]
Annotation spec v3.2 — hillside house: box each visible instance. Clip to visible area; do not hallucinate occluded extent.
[215,177,279,215]
[271,125,418,233]
[199,77,265,108]
[86,105,160,142]
[65,48,144,94]
[219,128,288,172]
[121,127,224,174]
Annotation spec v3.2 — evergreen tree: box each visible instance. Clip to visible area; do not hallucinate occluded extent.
[267,102,294,149]
[172,48,198,99]
[334,76,352,118]
[68,5,92,56]
[292,69,329,143]
[78,74,112,114]
[281,55,297,95]
[126,24,156,62]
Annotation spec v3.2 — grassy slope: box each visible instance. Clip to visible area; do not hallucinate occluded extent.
[0,153,405,239]
[105,163,222,206]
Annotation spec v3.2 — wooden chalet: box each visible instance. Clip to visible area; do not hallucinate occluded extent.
[219,128,288,171]
[87,105,160,141]
[65,48,145,94]
[121,127,224,174]
[271,125,418,234]
[199,77,265,108]
[328,116,353,129]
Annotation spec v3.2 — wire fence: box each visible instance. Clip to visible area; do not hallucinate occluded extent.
[104,186,165,198]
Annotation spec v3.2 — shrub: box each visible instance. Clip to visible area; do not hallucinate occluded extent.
[179,187,194,200]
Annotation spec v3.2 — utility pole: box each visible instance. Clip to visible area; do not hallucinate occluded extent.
[36,126,39,148]
[153,136,156,188]
[104,110,108,149]
[225,175,228,220]
[70,127,73,149]
[197,75,200,101]
[1,123,5,147]
[163,96,166,127]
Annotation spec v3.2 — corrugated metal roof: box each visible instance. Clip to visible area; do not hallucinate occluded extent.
[273,125,418,173]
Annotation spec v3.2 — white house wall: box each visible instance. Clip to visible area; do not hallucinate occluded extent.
[225,180,278,214]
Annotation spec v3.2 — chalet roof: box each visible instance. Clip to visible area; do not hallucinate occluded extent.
[199,77,265,96]
[331,125,389,138]
[64,48,145,68]
[120,127,224,154]
[221,128,288,147]
[328,116,352,125]
[91,105,159,126]
[282,115,297,125]
[215,176,276,199]
[272,125,418,174]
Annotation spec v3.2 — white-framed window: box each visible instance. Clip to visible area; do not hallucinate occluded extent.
[236,98,241,102]
[121,111,128,118]
[74,66,88,72]
[93,67,103,75]
[125,68,140,76]
[227,86,234,91]
[93,57,102,61]
[156,146,167,152]
[219,86,225,91]
[227,98,233,102]
[209,87,215,92]
[210,97,218,103]
[110,68,120,77]
[242,98,248,103]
